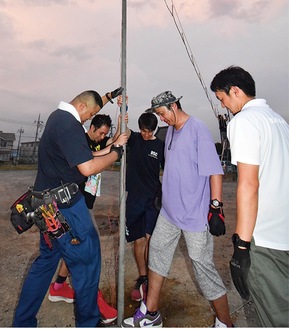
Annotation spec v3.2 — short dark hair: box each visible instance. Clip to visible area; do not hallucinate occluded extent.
[76,90,103,108]
[88,90,103,108]
[90,114,112,129]
[210,66,256,97]
[166,100,182,111]
[138,113,158,131]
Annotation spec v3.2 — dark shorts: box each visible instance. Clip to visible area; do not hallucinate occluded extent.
[125,193,158,242]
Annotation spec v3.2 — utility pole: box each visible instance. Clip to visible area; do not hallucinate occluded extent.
[31,113,44,163]
[16,127,24,165]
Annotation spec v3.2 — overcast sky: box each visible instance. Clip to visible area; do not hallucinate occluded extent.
[0,0,288,145]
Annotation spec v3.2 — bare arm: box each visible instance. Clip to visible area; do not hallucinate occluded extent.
[107,95,132,145]
[92,147,110,157]
[92,132,128,157]
[235,162,259,241]
[77,151,118,177]
[101,87,123,108]
[106,113,131,145]
[210,174,223,202]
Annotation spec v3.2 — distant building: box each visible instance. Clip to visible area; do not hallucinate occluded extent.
[20,141,39,164]
[0,131,15,163]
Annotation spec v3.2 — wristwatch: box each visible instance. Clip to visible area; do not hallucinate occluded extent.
[210,199,223,208]
[232,233,251,249]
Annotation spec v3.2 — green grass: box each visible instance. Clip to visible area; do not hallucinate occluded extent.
[0,164,37,170]
[0,163,120,171]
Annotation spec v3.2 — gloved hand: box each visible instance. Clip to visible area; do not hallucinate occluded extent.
[208,206,226,236]
[111,87,124,99]
[106,87,124,104]
[110,145,124,161]
[230,236,251,300]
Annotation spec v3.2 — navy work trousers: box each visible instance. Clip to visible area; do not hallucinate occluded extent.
[13,196,101,327]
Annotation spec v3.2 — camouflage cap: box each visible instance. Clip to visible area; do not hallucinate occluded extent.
[146,91,183,113]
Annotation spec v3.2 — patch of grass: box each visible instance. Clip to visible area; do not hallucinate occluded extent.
[0,164,37,171]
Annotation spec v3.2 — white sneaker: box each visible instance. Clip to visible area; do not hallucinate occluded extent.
[214,317,228,327]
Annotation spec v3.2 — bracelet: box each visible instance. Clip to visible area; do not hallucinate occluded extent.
[106,92,114,104]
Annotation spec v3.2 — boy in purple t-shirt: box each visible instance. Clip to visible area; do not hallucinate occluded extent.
[122,91,233,328]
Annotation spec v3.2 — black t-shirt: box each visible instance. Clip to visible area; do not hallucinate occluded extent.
[34,109,93,207]
[78,135,109,209]
[126,131,164,197]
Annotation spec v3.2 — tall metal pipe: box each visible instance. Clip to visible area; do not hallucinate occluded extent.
[117,0,127,325]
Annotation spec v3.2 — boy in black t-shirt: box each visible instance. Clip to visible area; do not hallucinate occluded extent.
[125,110,165,302]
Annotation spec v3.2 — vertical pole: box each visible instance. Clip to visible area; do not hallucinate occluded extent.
[117,0,127,326]
[32,113,43,163]
[16,127,24,165]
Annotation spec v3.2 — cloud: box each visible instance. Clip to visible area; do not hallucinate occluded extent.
[0,0,288,145]
[175,0,288,23]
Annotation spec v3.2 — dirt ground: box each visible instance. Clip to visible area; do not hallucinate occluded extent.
[0,169,260,328]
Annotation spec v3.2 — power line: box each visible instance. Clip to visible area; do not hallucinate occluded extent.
[164,0,219,119]
[0,117,40,126]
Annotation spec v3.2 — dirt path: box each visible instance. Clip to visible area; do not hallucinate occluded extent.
[0,169,259,327]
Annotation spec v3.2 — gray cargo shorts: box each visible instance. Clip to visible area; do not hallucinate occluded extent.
[149,214,227,301]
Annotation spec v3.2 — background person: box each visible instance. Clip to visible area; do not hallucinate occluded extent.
[210,65,289,327]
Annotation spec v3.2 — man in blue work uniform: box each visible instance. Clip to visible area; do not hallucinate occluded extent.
[13,88,127,327]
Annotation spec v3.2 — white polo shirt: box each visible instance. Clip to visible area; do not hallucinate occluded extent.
[228,99,289,251]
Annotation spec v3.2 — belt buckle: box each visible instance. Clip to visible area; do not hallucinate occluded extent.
[56,186,71,204]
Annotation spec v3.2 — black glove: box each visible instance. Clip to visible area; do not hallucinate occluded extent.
[111,87,124,99]
[230,234,251,300]
[208,206,226,236]
[110,145,124,161]
[106,87,124,104]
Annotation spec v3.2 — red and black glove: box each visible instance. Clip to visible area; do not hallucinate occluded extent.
[208,206,226,236]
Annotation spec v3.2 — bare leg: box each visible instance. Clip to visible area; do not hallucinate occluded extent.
[145,269,165,312]
[211,294,233,327]
[58,260,69,277]
[134,234,151,276]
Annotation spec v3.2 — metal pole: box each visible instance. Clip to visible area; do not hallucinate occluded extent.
[117,0,127,326]
[16,127,24,165]
[32,113,44,163]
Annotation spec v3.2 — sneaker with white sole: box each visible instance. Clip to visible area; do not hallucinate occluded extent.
[214,317,234,327]
[48,282,74,303]
[98,290,117,324]
[121,300,162,327]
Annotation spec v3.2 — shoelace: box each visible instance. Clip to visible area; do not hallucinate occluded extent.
[134,308,145,320]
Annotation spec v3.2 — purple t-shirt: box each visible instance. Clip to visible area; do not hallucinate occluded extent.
[160,116,223,232]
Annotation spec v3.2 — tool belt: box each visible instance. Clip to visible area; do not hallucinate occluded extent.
[10,183,80,248]
[32,182,79,205]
